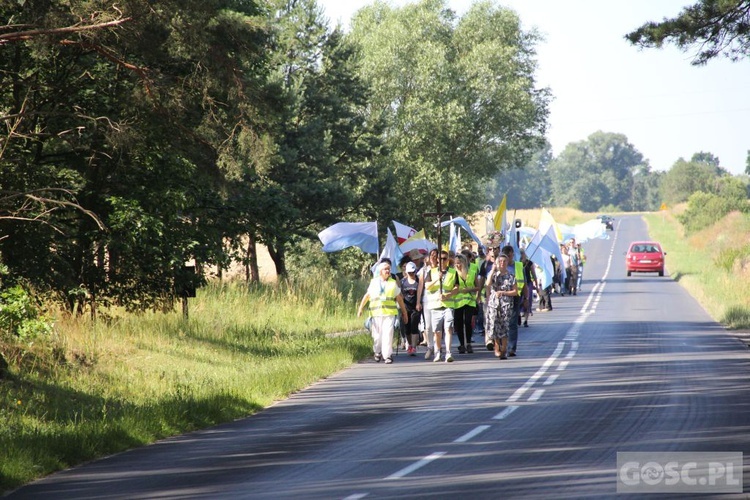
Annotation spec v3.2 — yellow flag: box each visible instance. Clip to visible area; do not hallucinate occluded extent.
[493,194,507,231]
[403,228,425,244]
[539,208,563,243]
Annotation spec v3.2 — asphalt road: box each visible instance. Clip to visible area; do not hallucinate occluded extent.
[7,215,750,499]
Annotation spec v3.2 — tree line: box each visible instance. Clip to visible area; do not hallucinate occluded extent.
[488,133,750,215]
[1,0,748,315]
[0,0,549,313]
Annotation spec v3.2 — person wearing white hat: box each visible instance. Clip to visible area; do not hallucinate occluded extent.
[358,260,409,364]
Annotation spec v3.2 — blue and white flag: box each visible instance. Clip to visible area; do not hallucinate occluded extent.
[318,221,379,254]
[449,223,459,253]
[439,216,483,249]
[572,219,609,243]
[525,223,566,289]
[371,228,403,275]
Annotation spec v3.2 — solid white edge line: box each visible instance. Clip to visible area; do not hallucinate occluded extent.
[454,425,491,443]
[385,451,447,479]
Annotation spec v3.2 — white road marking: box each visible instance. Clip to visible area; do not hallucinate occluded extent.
[493,405,519,420]
[507,342,565,402]
[386,452,447,479]
[528,389,545,401]
[543,374,559,385]
[454,425,491,443]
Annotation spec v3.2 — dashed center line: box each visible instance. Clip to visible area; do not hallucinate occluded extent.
[386,451,446,479]
[493,405,519,420]
[528,389,545,401]
[454,425,491,443]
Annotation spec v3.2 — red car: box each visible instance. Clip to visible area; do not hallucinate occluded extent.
[626,241,666,277]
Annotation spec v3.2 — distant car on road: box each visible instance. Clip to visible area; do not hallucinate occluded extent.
[626,241,666,277]
[597,214,615,231]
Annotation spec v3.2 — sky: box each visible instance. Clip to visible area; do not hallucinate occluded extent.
[318,0,750,175]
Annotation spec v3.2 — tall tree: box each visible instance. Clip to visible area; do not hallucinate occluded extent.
[258,0,386,277]
[548,131,644,212]
[626,0,750,65]
[0,0,273,311]
[631,164,664,211]
[348,0,550,224]
[487,140,553,210]
[661,156,725,204]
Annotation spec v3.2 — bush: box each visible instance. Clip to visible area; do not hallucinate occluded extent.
[714,246,750,272]
[0,285,53,340]
[677,192,737,234]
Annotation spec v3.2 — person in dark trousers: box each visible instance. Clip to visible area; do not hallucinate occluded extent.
[501,245,522,357]
[400,262,421,356]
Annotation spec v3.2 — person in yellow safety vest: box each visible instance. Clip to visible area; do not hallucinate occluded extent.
[461,248,482,346]
[501,245,524,357]
[358,260,409,364]
[424,250,459,363]
[519,249,537,327]
[576,243,586,292]
[454,253,480,354]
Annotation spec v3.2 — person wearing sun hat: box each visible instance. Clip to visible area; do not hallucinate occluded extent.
[407,248,425,270]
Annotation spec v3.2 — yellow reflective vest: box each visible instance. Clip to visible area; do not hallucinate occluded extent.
[514,261,525,296]
[456,266,478,308]
[367,277,399,317]
[426,267,457,309]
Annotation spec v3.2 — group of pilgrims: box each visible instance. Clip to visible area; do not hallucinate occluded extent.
[357,232,586,365]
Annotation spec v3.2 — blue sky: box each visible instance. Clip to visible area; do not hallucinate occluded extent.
[319,0,750,175]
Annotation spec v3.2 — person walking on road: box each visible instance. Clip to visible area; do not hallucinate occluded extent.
[453,254,479,354]
[358,261,409,364]
[423,250,458,362]
[417,248,439,358]
[484,253,517,359]
[501,245,523,357]
[400,262,421,356]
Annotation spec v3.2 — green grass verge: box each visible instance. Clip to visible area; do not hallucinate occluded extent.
[644,210,750,330]
[0,272,371,493]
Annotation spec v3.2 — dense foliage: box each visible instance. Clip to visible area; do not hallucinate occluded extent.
[347,0,550,226]
[0,0,748,315]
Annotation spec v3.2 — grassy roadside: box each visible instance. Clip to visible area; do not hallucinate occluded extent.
[0,271,371,493]
[644,209,750,330]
